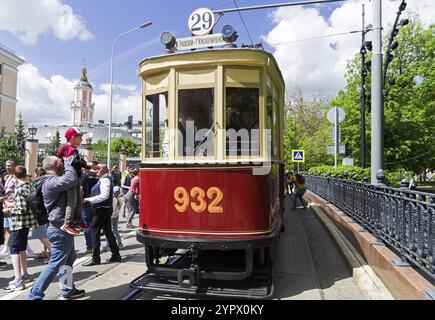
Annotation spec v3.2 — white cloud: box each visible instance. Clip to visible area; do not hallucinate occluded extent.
[0,0,94,44]
[16,63,141,125]
[263,0,435,96]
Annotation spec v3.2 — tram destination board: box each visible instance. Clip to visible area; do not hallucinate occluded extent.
[176,33,227,51]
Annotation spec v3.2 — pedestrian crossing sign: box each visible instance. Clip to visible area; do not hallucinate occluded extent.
[292,150,305,163]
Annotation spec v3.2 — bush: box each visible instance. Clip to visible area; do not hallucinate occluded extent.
[307,165,370,181]
[306,165,415,186]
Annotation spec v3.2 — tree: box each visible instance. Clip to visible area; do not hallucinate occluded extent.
[111,136,140,157]
[92,139,108,163]
[283,88,331,170]
[46,130,61,155]
[330,19,434,175]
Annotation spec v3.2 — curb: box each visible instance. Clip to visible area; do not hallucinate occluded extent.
[309,203,394,300]
[306,190,435,300]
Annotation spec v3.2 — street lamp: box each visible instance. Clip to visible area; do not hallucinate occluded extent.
[108,20,152,167]
[28,126,37,140]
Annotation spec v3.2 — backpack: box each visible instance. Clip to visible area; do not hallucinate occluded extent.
[27,182,48,226]
[295,174,305,184]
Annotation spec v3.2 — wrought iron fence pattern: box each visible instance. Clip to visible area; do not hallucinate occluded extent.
[306,175,435,281]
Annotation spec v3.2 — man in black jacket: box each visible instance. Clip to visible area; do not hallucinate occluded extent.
[82,164,121,266]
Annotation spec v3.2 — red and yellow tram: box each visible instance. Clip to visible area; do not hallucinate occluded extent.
[132,47,285,299]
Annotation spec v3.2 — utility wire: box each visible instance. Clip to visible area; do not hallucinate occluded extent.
[270,29,363,46]
[384,151,432,165]
[233,0,254,45]
[213,0,241,10]
[364,151,433,166]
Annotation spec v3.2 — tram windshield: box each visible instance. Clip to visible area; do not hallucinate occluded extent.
[226,87,260,157]
[177,88,214,157]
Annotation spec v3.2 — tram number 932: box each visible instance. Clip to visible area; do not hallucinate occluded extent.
[174,187,223,214]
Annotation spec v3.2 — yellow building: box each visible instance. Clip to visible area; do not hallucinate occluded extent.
[0,44,25,133]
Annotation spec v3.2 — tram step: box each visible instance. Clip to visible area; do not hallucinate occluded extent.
[130,269,273,299]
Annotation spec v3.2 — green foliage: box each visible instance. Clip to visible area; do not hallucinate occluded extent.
[46,130,61,156]
[330,20,434,175]
[15,114,27,144]
[307,165,415,186]
[384,168,414,187]
[92,139,108,163]
[283,88,332,171]
[0,114,29,166]
[308,165,370,181]
[111,136,140,157]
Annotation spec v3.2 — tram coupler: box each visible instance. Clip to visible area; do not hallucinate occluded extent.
[177,264,200,287]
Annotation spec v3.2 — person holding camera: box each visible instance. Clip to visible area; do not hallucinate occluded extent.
[56,127,89,235]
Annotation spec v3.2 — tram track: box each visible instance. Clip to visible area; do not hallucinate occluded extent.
[121,288,144,300]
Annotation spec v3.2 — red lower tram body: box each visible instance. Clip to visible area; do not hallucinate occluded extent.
[133,163,284,298]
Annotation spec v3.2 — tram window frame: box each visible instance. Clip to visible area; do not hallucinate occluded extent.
[224,66,262,160]
[175,67,217,160]
[266,74,279,161]
[144,91,169,159]
[225,87,260,158]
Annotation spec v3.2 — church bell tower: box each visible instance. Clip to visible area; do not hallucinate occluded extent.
[71,63,94,125]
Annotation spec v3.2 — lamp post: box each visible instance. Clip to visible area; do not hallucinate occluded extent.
[371,0,383,185]
[86,137,92,146]
[28,126,37,140]
[25,126,38,176]
[108,20,152,167]
[360,4,372,168]
[85,137,94,163]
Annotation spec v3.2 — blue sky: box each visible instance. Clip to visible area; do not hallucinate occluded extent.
[0,0,432,125]
[3,0,341,83]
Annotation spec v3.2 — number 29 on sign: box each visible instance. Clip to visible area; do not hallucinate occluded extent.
[174,187,223,214]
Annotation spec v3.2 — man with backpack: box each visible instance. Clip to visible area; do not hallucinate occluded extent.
[28,156,86,300]
[290,173,308,210]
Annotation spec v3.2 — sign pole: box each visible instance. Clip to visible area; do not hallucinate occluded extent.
[335,106,338,168]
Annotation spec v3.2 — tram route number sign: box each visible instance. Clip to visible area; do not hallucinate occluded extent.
[176,34,227,51]
[188,7,215,36]
[292,150,305,163]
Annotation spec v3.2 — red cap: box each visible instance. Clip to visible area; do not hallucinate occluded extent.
[65,127,86,140]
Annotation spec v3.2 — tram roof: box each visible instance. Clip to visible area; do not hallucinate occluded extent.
[139,48,284,85]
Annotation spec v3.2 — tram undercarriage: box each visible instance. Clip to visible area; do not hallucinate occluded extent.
[130,231,279,299]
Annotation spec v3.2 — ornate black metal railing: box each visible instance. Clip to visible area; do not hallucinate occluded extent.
[306,175,435,281]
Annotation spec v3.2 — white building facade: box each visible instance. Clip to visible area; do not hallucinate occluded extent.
[0,45,25,133]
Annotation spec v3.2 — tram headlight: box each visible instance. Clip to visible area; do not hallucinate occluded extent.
[221,24,238,48]
[160,32,177,53]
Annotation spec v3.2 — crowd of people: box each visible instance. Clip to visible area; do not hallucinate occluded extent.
[0,127,141,299]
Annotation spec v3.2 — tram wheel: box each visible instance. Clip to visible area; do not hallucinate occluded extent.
[144,245,154,271]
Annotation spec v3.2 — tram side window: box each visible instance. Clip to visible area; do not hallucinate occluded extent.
[178,88,214,157]
[145,92,168,158]
[266,90,278,159]
[226,88,259,157]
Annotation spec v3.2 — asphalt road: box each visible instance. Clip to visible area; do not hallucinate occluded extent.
[0,194,365,300]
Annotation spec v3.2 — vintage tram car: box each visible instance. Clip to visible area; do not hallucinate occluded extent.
[131,47,285,299]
